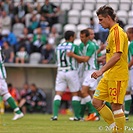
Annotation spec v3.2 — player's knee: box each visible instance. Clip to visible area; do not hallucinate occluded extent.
[2,93,11,101]
[81,89,88,97]
[111,103,123,112]
[54,95,61,101]
[92,98,103,109]
[72,96,80,101]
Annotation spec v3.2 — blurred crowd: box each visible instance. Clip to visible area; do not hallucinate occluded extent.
[4,83,47,114]
[0,0,125,65]
[0,0,62,64]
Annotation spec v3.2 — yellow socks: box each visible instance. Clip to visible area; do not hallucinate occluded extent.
[98,105,125,133]
[98,104,115,125]
[98,104,117,132]
[114,109,125,133]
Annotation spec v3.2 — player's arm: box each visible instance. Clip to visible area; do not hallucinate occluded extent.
[71,53,90,63]
[91,52,122,79]
[9,51,15,63]
[67,43,94,63]
[97,55,106,65]
[96,43,106,55]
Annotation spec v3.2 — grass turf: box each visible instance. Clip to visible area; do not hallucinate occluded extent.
[0,113,133,133]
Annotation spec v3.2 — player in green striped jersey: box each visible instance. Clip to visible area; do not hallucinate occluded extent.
[0,47,24,120]
[51,31,81,121]
[124,27,133,120]
[67,29,100,121]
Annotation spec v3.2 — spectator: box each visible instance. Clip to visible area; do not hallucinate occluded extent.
[89,17,99,41]
[20,83,30,99]
[41,42,55,64]
[1,10,11,31]
[8,83,20,104]
[1,29,17,47]
[48,26,59,46]
[0,1,4,12]
[98,24,109,43]
[13,0,29,23]
[0,11,2,32]
[0,34,3,46]
[5,83,20,112]
[28,14,39,33]
[15,46,29,64]
[16,28,33,54]
[31,28,47,53]
[2,0,14,15]
[19,83,47,114]
[39,15,50,36]
[41,0,60,27]
[2,41,14,63]
[12,15,25,38]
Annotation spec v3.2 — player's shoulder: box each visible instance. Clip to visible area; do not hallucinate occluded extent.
[87,40,95,47]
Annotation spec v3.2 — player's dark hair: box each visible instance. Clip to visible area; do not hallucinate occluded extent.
[8,83,12,87]
[80,29,90,37]
[96,5,116,21]
[127,27,133,34]
[64,31,75,40]
[86,28,93,36]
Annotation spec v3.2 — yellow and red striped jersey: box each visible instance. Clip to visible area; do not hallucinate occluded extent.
[104,23,129,80]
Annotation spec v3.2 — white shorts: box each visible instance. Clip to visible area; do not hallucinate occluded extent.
[82,70,98,90]
[78,63,84,90]
[0,79,8,95]
[127,69,133,92]
[55,70,80,92]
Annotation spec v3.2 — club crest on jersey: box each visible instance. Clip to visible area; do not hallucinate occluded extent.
[106,48,110,53]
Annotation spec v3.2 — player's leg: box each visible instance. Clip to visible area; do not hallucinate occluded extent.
[105,101,112,110]
[124,69,132,120]
[67,71,81,121]
[81,71,99,121]
[93,98,116,129]
[51,91,63,120]
[71,92,81,120]
[92,78,116,132]
[81,86,99,121]
[1,79,24,120]
[77,63,85,119]
[124,91,132,120]
[111,103,125,133]
[80,96,86,119]
[51,71,66,120]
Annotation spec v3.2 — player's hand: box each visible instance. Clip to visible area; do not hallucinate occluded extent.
[67,51,74,57]
[99,43,106,51]
[91,70,103,79]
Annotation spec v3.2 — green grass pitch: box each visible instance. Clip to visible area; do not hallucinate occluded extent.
[0,113,133,133]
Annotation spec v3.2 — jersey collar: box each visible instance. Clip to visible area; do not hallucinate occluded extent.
[110,23,119,32]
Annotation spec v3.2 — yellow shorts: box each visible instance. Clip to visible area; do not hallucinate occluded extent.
[94,77,128,104]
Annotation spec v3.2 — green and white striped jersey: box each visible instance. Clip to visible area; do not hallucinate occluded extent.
[56,42,80,71]
[128,40,133,69]
[79,40,98,70]
[0,47,7,79]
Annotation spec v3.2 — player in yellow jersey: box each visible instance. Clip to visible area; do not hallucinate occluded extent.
[91,5,128,133]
